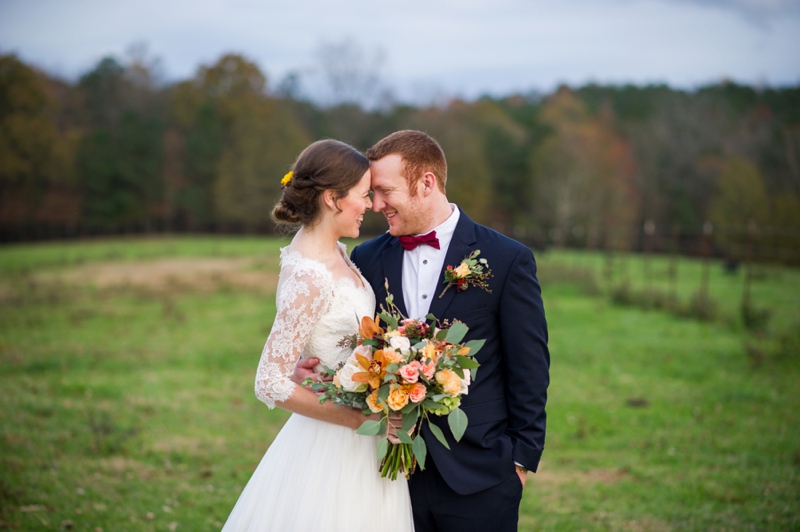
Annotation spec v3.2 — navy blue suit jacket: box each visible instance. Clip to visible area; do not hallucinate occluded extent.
[351,211,549,495]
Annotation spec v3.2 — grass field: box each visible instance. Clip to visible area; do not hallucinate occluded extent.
[1,236,798,531]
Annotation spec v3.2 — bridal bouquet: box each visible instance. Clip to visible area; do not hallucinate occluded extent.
[306,287,484,480]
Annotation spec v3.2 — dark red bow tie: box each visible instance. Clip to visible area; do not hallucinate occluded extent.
[399,231,440,251]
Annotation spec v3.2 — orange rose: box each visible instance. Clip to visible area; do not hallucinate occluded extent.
[387,386,409,411]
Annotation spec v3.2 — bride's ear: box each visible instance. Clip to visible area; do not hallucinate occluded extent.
[322,190,338,212]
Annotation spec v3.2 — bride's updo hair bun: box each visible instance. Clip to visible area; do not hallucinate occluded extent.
[272,139,369,227]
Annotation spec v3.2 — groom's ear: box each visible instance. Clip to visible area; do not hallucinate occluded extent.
[420,172,437,196]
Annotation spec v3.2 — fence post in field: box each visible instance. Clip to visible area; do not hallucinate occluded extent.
[742,220,756,310]
[643,219,655,292]
[700,221,713,300]
[589,225,599,283]
[572,225,585,269]
[669,224,681,301]
[603,227,614,292]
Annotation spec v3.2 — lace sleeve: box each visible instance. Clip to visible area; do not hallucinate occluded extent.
[254,263,332,409]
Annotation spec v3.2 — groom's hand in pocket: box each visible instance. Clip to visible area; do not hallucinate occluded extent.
[515,466,528,488]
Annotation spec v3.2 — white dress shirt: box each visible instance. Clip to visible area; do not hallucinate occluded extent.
[402,204,460,319]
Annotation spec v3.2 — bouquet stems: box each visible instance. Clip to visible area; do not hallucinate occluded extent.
[380,443,417,480]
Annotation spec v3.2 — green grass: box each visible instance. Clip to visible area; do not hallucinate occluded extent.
[1,237,798,531]
[537,248,800,331]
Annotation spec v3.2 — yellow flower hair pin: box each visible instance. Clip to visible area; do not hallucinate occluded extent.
[280,171,293,189]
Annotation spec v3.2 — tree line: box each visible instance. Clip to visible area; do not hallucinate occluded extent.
[1,52,799,263]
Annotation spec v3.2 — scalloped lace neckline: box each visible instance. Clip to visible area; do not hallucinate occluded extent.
[280,244,369,291]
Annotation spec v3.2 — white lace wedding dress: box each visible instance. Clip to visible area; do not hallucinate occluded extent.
[222,244,414,532]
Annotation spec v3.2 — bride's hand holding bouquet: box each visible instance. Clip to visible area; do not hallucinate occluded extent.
[305,284,484,480]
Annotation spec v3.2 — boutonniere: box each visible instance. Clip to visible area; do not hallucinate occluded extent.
[438,250,493,298]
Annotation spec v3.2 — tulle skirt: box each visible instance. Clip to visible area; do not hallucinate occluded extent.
[222,414,414,531]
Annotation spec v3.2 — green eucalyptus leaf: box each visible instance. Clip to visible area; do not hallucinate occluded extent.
[380,312,398,329]
[455,355,480,369]
[412,435,427,470]
[356,420,383,436]
[396,428,413,445]
[427,422,451,450]
[464,339,485,356]
[445,322,468,344]
[402,411,418,431]
[421,399,441,410]
[448,408,468,442]
[378,384,390,403]
[376,437,389,461]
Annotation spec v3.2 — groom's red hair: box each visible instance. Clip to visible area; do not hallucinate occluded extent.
[366,130,447,195]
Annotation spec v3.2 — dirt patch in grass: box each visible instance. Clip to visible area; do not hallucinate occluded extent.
[530,463,630,487]
[42,258,279,294]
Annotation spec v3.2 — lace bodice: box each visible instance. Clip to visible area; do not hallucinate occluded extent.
[254,243,376,409]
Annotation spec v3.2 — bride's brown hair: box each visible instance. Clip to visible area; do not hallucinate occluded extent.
[272,140,369,226]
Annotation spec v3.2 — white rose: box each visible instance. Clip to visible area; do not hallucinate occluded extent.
[389,336,411,354]
[351,344,372,361]
[337,359,367,393]
[459,369,471,395]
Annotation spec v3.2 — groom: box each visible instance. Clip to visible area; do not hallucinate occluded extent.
[299,130,549,531]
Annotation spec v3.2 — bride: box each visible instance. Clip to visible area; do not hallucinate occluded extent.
[221,140,414,531]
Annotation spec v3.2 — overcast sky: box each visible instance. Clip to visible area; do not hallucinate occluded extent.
[1,0,798,103]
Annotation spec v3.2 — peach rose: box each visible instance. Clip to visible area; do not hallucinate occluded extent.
[435,369,462,396]
[366,389,385,413]
[387,386,409,411]
[454,262,471,278]
[419,360,436,380]
[398,363,420,384]
[407,382,427,403]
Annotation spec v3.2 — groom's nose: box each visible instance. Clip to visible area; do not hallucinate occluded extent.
[371,193,386,212]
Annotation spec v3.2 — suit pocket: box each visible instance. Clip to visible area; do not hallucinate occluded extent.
[462,397,507,426]
[453,306,491,325]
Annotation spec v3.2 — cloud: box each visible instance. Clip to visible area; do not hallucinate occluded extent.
[662,0,800,23]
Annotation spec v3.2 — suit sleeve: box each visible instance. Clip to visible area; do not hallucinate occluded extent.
[499,246,549,472]
[350,244,361,267]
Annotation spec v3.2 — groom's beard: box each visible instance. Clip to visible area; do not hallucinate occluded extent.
[384,196,432,237]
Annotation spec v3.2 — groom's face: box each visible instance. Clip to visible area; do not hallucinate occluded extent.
[370,154,430,237]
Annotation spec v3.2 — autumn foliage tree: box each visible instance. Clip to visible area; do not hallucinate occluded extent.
[1,53,798,263]
[531,87,639,249]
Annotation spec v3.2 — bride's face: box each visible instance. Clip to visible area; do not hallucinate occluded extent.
[332,169,373,238]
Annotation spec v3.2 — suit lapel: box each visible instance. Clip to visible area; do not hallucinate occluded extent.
[381,241,408,317]
[428,212,477,319]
